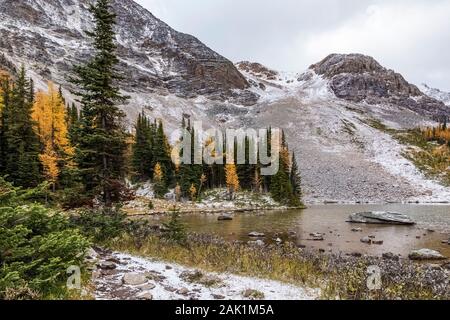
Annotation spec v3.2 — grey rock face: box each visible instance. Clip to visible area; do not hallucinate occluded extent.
[348,211,416,225]
[0,0,257,103]
[310,54,449,119]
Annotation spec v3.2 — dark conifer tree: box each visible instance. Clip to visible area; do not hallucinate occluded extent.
[290,152,303,204]
[3,66,41,187]
[132,111,154,179]
[69,0,129,205]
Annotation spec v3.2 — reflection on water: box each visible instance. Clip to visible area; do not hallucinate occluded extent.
[152,205,450,258]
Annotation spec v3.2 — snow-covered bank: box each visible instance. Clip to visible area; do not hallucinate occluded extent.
[92,250,320,300]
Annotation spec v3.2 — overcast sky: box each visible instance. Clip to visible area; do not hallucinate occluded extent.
[135,0,450,91]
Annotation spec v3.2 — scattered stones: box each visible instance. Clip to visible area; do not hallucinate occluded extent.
[248,240,265,247]
[248,232,265,238]
[122,273,148,286]
[408,249,446,261]
[242,289,265,300]
[348,212,415,225]
[349,252,362,258]
[106,257,121,264]
[382,252,400,261]
[145,271,166,282]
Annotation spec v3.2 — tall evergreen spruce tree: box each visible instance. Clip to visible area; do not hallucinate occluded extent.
[3,66,41,187]
[152,120,174,184]
[0,77,9,174]
[70,0,128,205]
[290,152,302,202]
[132,111,154,179]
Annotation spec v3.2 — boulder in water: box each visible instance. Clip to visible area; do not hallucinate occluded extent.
[408,249,446,261]
[348,211,415,225]
[218,214,233,221]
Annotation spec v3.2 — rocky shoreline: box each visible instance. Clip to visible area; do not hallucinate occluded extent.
[88,247,319,301]
[87,230,450,300]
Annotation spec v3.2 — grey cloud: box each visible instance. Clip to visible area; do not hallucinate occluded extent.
[136,0,450,91]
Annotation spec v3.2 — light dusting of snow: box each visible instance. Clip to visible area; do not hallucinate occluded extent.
[95,252,320,300]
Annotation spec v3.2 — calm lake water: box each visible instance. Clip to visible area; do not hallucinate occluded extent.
[150,205,450,258]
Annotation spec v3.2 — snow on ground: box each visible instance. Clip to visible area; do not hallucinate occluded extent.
[94,251,320,300]
[366,127,450,202]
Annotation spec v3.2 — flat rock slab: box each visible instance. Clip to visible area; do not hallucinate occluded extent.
[348,211,415,225]
[122,273,148,286]
[408,249,446,261]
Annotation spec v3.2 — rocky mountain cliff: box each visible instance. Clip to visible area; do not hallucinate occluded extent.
[309,54,448,119]
[1,0,449,203]
[0,0,257,104]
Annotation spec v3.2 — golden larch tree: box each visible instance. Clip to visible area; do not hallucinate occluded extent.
[32,82,73,188]
[225,162,240,200]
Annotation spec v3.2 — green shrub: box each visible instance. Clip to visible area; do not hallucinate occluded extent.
[161,209,187,244]
[70,206,128,243]
[0,204,91,299]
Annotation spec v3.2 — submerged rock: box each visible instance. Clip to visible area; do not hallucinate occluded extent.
[248,232,265,238]
[218,215,233,221]
[308,233,325,241]
[408,249,446,261]
[348,211,415,225]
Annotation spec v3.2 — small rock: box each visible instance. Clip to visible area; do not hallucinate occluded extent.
[368,235,376,239]
[177,287,189,295]
[408,249,446,261]
[137,292,153,300]
[212,294,225,300]
[97,261,116,270]
[351,228,363,232]
[427,264,442,270]
[106,257,121,264]
[165,265,173,270]
[275,238,282,243]
[139,283,156,291]
[372,240,384,245]
[360,237,372,244]
[218,215,233,221]
[242,289,264,299]
[248,240,265,247]
[350,252,362,257]
[309,233,324,241]
[122,273,148,286]
[248,232,265,238]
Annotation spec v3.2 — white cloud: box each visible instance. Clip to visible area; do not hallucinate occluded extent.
[135,0,450,91]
